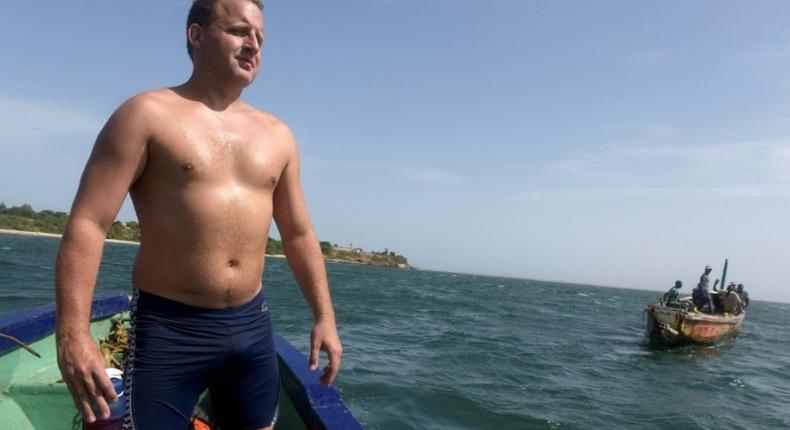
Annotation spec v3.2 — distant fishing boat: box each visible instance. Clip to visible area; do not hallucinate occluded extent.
[0,293,364,430]
[644,298,745,346]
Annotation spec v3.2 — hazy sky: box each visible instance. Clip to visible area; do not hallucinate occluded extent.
[2,1,789,303]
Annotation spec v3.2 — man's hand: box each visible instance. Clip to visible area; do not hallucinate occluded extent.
[56,332,117,423]
[309,319,343,387]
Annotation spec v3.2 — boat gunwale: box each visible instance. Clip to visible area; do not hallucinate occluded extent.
[645,302,746,324]
[0,293,365,430]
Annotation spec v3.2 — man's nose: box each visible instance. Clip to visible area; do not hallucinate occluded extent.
[243,33,260,52]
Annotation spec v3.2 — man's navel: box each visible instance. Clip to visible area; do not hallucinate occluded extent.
[181,162,194,172]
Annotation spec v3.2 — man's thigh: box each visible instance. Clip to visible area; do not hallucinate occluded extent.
[209,310,279,429]
[123,290,228,429]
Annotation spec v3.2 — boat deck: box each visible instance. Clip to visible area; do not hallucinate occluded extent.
[0,294,364,430]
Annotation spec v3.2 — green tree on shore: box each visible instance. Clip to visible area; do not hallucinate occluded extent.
[0,203,69,235]
[1,203,410,268]
[266,237,283,255]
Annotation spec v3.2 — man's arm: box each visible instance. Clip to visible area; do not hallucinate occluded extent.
[272,127,342,387]
[55,96,150,423]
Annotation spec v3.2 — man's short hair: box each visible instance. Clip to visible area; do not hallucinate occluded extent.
[186,0,264,60]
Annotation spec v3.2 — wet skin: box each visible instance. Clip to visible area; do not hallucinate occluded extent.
[55,0,341,426]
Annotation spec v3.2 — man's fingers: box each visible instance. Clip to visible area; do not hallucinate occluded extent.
[78,398,97,424]
[310,321,342,385]
[319,346,342,386]
[64,366,115,422]
[320,361,339,386]
[84,374,113,421]
[91,368,116,420]
[96,369,118,404]
[320,363,339,387]
[69,381,96,424]
[309,342,320,371]
[56,335,114,423]
[92,393,111,421]
[327,348,341,373]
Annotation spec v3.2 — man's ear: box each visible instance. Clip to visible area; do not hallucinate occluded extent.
[188,23,204,54]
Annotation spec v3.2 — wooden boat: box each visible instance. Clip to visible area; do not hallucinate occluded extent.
[0,293,365,430]
[644,297,745,346]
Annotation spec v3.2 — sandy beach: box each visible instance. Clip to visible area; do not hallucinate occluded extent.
[0,228,140,245]
[2,228,138,244]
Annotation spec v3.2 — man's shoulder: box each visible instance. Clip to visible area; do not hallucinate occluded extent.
[113,89,174,119]
[238,103,287,127]
[237,104,295,141]
[98,90,176,139]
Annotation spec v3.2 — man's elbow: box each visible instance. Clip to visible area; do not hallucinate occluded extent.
[278,218,315,242]
[63,215,111,242]
[281,229,314,245]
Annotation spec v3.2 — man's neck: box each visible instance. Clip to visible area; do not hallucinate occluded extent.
[179,69,246,111]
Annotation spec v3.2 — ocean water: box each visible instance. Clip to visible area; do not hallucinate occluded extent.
[1,232,789,430]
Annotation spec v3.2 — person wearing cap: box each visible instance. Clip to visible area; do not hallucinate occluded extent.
[662,280,683,306]
[698,265,712,291]
[694,265,714,313]
[692,281,713,313]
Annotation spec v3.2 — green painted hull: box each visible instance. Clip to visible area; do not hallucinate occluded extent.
[0,318,113,429]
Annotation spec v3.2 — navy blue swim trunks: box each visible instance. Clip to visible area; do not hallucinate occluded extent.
[121,288,278,430]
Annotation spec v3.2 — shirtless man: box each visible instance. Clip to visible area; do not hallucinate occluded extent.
[54,1,342,428]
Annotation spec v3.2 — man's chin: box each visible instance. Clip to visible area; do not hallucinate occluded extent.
[235,68,258,86]
[224,73,256,89]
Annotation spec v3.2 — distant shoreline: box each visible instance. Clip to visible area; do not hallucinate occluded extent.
[2,204,410,269]
[1,228,284,259]
[0,228,138,245]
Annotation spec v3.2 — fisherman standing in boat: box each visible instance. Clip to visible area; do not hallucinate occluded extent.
[698,265,712,291]
[54,1,342,429]
[694,265,714,313]
[692,284,713,313]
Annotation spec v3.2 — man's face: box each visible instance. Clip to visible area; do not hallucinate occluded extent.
[199,0,264,86]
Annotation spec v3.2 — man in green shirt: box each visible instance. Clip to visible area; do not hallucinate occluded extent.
[662,280,683,305]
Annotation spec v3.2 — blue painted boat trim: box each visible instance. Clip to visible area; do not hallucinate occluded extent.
[274,336,366,430]
[0,293,128,357]
[0,293,366,430]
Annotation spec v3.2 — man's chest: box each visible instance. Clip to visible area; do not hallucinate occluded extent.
[145,122,286,189]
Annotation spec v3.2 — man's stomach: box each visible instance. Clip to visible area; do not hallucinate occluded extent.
[130,209,274,309]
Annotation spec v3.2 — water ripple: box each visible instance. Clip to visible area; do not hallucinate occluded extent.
[3,233,790,429]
